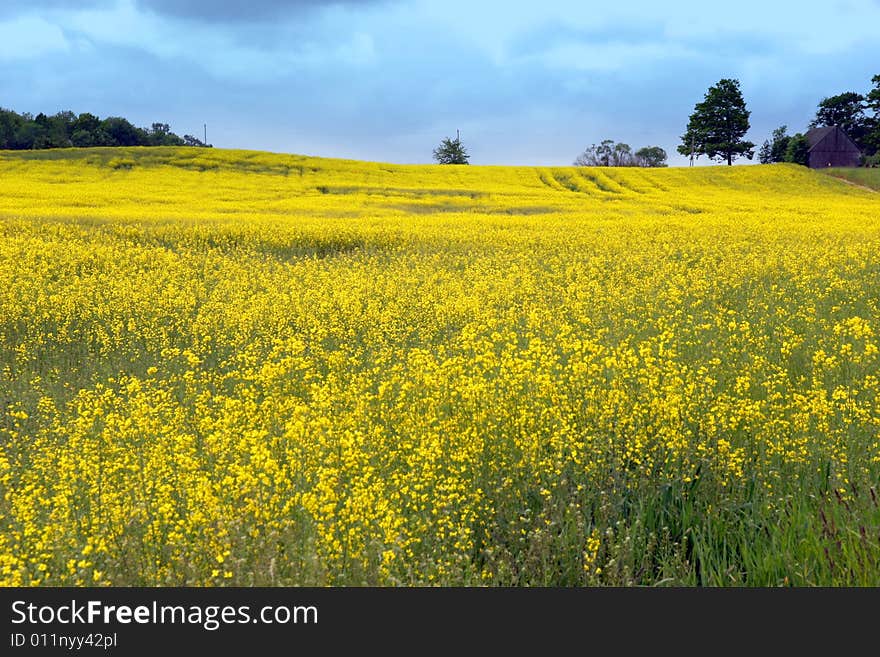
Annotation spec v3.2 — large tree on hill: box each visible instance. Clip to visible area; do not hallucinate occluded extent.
[678,78,755,165]
[810,91,870,152]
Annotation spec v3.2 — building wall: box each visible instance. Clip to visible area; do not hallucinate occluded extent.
[808,149,861,168]
[808,129,861,168]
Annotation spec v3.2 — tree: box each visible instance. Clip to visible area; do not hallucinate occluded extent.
[759,125,790,164]
[575,140,612,166]
[0,108,24,149]
[101,117,145,147]
[433,134,469,164]
[12,120,39,150]
[575,140,666,167]
[678,78,755,165]
[758,140,773,164]
[575,140,632,166]
[864,74,880,155]
[0,106,194,150]
[71,129,98,147]
[73,112,101,134]
[868,75,880,111]
[147,122,185,146]
[810,91,869,151]
[70,112,106,147]
[783,133,810,166]
[634,146,667,167]
[610,142,633,166]
[183,134,212,147]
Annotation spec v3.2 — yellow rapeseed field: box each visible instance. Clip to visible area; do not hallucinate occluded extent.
[1,147,878,586]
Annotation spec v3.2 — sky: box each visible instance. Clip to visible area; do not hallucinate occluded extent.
[2,0,879,166]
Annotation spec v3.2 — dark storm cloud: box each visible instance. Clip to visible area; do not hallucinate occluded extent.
[135,0,387,22]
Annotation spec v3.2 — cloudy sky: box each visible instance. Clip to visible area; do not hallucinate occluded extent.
[2,0,879,165]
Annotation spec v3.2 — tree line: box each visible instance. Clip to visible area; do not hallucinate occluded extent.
[758,75,880,166]
[431,130,668,167]
[674,75,880,167]
[0,107,211,150]
[574,141,667,167]
[434,74,880,168]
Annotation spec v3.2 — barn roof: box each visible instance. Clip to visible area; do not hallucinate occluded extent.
[805,125,859,153]
[805,126,835,149]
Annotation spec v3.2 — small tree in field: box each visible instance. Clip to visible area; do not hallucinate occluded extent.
[433,134,469,164]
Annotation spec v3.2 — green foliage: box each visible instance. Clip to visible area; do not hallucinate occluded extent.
[101,116,144,147]
[432,135,469,164]
[575,140,667,167]
[678,78,755,165]
[183,134,211,148]
[864,75,880,156]
[0,106,200,151]
[759,125,791,164]
[758,140,772,164]
[810,91,870,152]
[784,133,810,166]
[146,123,185,147]
[575,139,630,166]
[634,146,668,167]
[803,74,880,158]
[0,108,26,149]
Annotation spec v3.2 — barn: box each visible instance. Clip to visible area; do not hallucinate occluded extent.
[805,126,861,168]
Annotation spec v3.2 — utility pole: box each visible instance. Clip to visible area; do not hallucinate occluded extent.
[456,129,460,143]
[204,123,207,146]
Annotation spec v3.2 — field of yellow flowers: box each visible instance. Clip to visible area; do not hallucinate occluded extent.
[1,147,879,586]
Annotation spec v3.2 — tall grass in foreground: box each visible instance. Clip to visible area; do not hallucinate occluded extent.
[1,149,879,585]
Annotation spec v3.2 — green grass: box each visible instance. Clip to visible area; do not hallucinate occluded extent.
[820,167,880,191]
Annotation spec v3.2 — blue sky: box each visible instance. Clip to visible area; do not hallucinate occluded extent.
[2,0,879,165]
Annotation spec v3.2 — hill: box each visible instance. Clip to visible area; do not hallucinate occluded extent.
[1,147,874,224]
[1,148,879,586]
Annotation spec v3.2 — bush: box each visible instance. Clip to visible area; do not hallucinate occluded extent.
[862,153,880,167]
[784,133,810,166]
